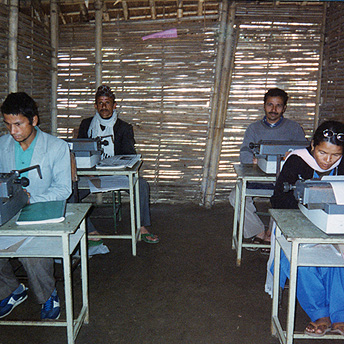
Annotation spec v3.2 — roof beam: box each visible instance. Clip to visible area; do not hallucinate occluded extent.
[79,3,89,21]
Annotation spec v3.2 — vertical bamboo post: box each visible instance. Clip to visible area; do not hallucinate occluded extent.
[177,0,183,18]
[95,0,104,205]
[204,2,236,208]
[204,11,237,207]
[201,0,229,205]
[313,2,327,131]
[95,0,103,88]
[198,0,204,16]
[8,0,19,93]
[149,0,157,19]
[50,0,59,135]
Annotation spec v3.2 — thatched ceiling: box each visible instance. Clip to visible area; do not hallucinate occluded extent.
[18,0,221,24]
[13,0,325,25]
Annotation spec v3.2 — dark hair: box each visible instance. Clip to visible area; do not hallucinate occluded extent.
[1,92,40,125]
[264,88,289,106]
[95,85,115,102]
[313,120,344,148]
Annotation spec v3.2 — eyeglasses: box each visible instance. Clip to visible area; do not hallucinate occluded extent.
[323,129,344,142]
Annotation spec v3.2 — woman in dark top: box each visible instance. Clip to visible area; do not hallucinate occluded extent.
[266,120,344,337]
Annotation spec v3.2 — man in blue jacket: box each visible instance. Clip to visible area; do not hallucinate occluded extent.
[0,92,71,320]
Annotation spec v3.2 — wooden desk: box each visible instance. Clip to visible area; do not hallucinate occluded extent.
[77,161,142,256]
[232,164,275,266]
[0,203,92,344]
[270,209,344,344]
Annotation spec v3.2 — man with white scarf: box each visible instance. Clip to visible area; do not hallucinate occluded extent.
[78,85,159,244]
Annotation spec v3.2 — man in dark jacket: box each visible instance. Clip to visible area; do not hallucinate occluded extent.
[78,85,159,244]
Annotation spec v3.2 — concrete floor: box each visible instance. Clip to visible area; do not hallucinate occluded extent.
[0,202,342,344]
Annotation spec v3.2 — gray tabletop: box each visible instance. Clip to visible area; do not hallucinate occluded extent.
[0,203,92,235]
[270,208,344,243]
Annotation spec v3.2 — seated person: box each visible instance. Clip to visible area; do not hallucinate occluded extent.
[77,85,159,244]
[266,120,344,336]
[0,92,71,319]
[229,88,307,248]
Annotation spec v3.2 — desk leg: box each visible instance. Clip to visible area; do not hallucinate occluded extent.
[232,180,241,250]
[128,174,137,256]
[286,243,299,344]
[80,219,89,324]
[135,173,141,241]
[237,180,246,267]
[272,226,281,337]
[63,234,74,344]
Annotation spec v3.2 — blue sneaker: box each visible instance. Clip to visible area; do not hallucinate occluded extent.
[41,289,60,320]
[0,283,28,319]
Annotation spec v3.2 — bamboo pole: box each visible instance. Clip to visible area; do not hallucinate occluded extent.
[50,0,58,135]
[8,0,18,93]
[95,0,104,205]
[201,0,229,205]
[150,0,157,20]
[313,2,327,130]
[204,2,236,208]
[177,0,183,18]
[122,0,129,21]
[198,0,204,16]
[95,0,103,88]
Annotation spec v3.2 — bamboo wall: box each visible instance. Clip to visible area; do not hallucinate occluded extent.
[17,12,51,132]
[1,1,344,204]
[0,5,8,135]
[53,2,336,204]
[217,2,325,200]
[57,19,218,203]
[320,2,344,123]
[0,5,51,133]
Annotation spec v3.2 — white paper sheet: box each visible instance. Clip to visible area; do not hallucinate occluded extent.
[87,175,129,193]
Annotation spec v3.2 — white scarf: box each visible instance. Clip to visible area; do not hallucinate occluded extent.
[88,110,118,158]
[286,148,342,173]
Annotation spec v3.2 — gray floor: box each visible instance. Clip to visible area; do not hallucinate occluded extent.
[0,202,342,344]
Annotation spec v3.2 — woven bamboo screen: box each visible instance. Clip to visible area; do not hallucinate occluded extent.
[0,5,8,135]
[320,2,344,123]
[216,3,325,201]
[0,5,51,134]
[17,13,51,132]
[57,19,218,203]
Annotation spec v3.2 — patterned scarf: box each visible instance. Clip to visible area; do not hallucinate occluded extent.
[87,110,118,158]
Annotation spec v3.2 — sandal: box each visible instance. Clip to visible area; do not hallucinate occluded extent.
[260,239,271,255]
[332,322,344,335]
[304,319,331,337]
[141,233,160,244]
[260,246,271,256]
[245,236,264,251]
